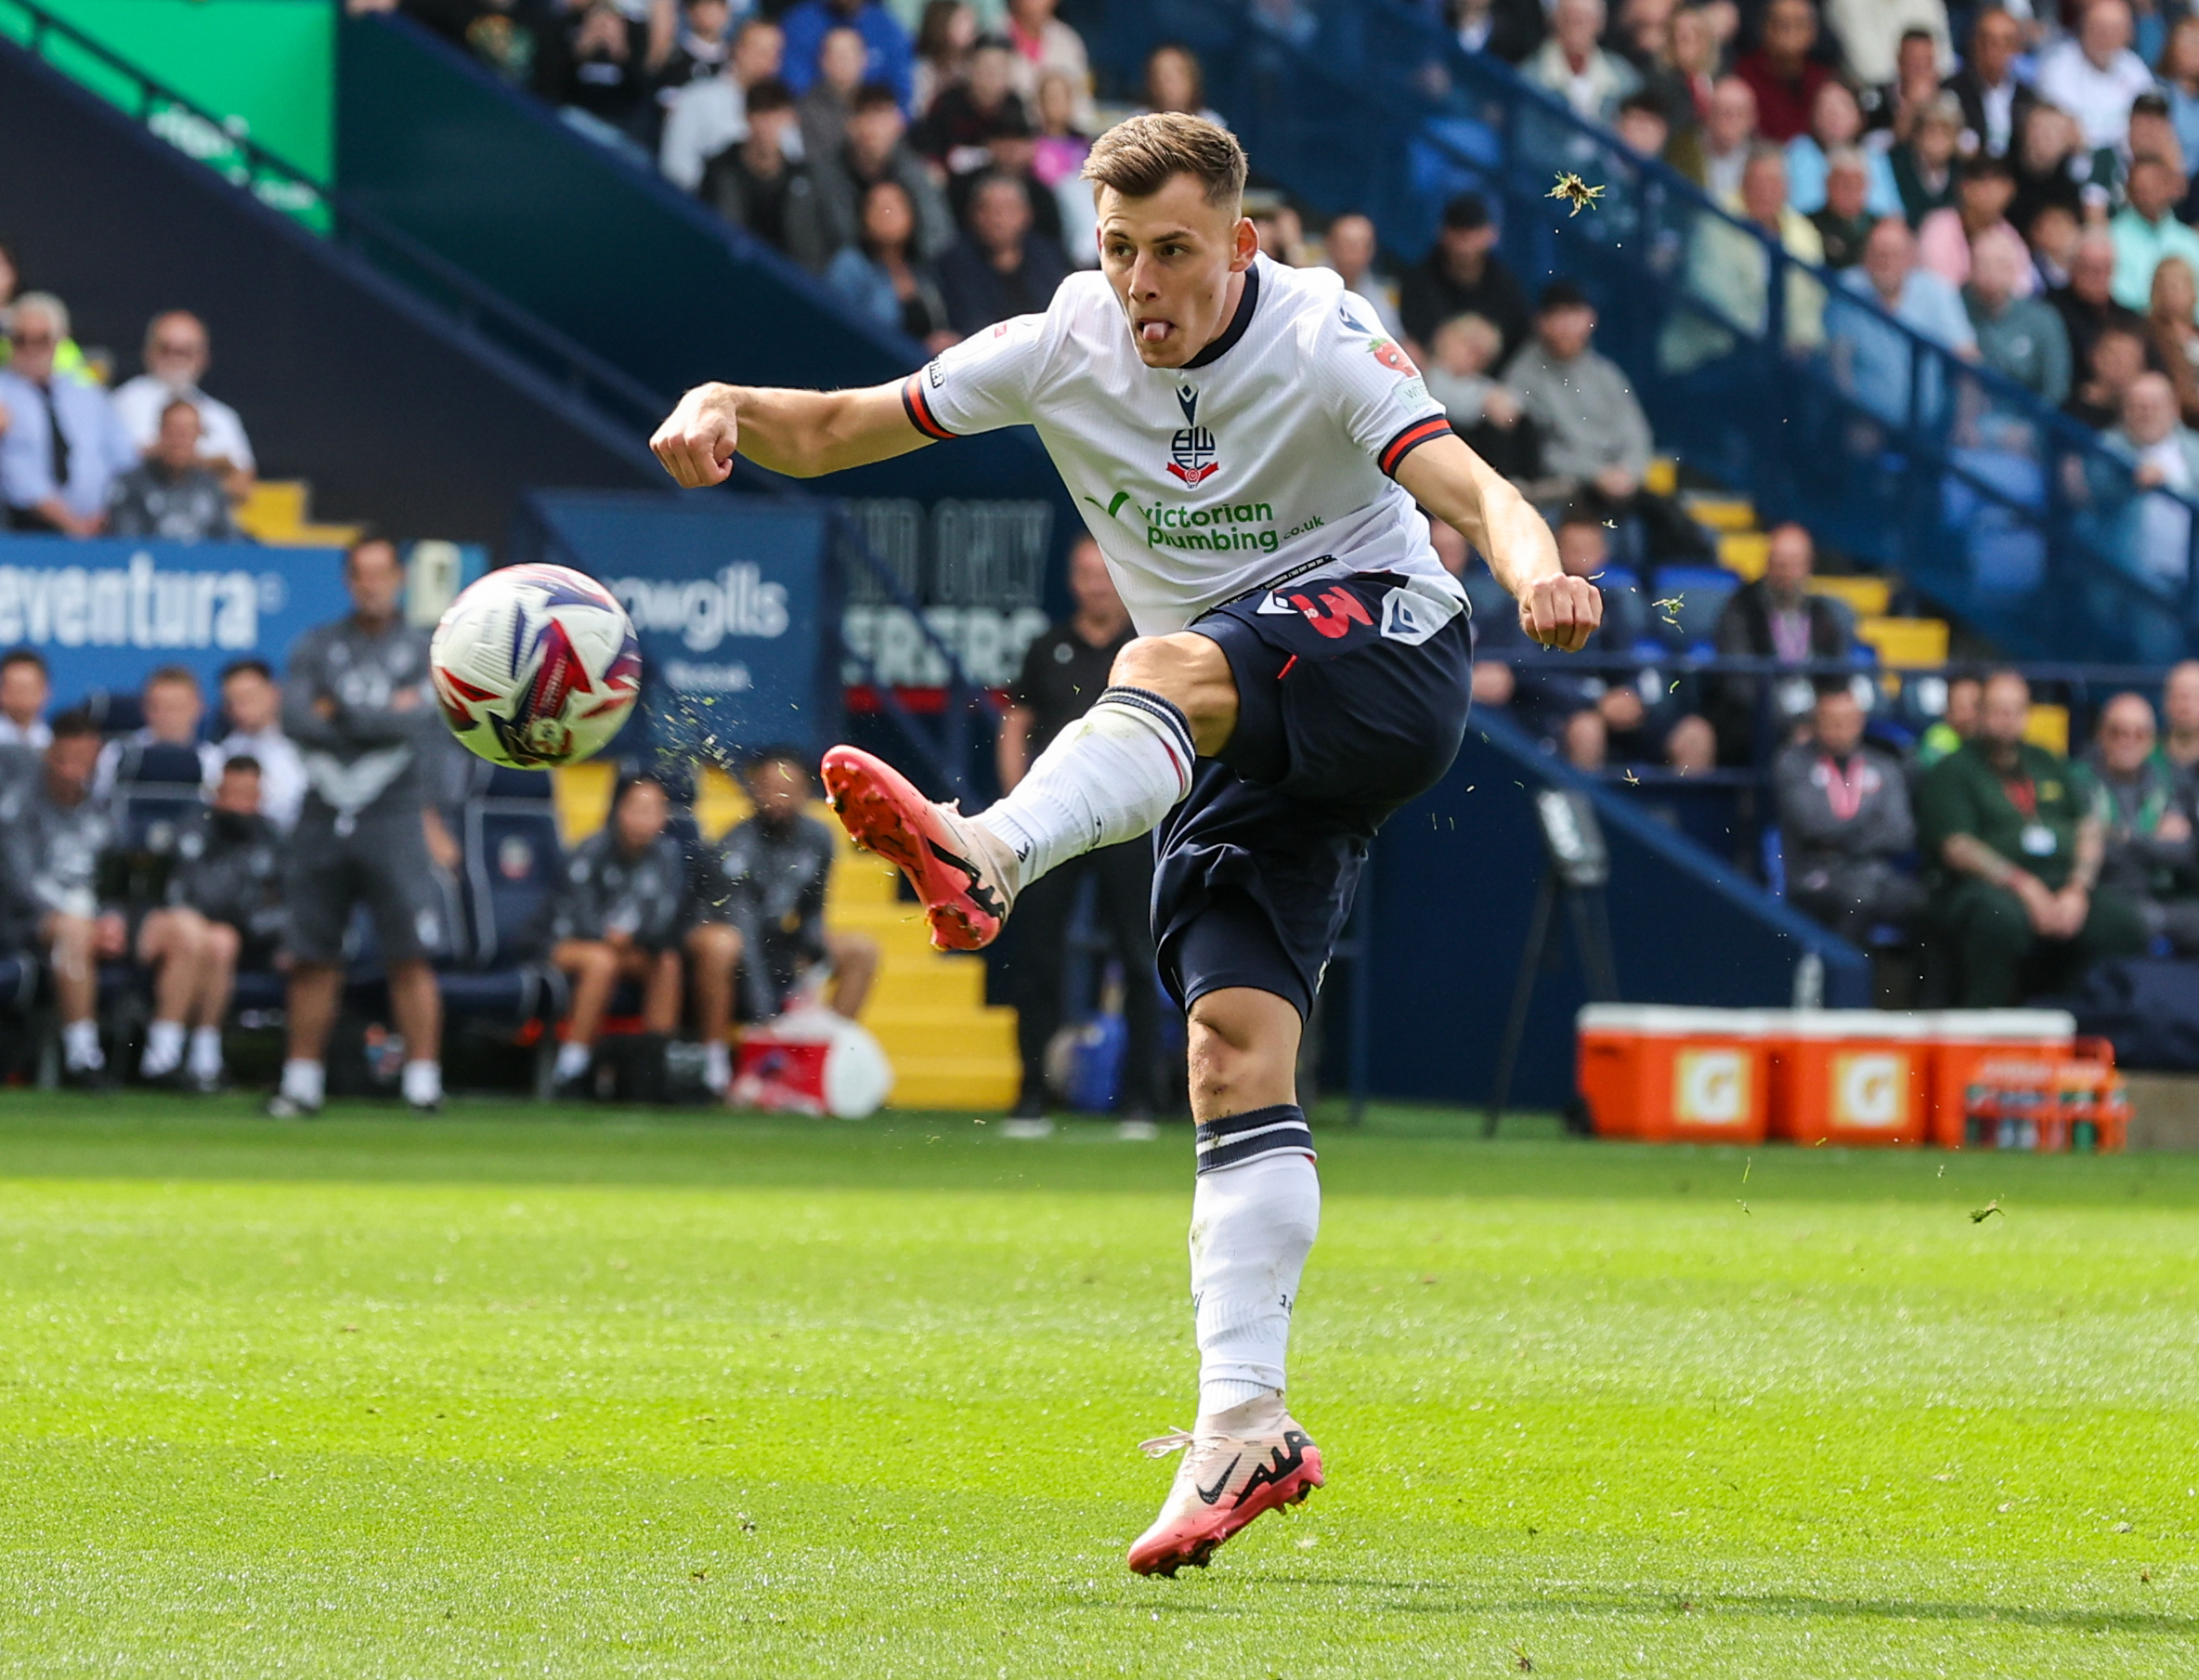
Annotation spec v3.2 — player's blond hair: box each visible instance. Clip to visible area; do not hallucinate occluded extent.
[1082,113,1246,211]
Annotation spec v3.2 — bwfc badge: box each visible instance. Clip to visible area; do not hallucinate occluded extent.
[1166,383,1219,487]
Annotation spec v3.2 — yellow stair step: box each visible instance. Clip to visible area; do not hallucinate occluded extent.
[234,478,308,540]
[2024,702,2069,756]
[1718,530,1769,580]
[1811,576,1893,618]
[886,1060,1021,1112]
[1686,494,1758,532]
[1855,616,1948,670]
[1644,457,1678,497]
[280,522,364,550]
[865,961,986,1009]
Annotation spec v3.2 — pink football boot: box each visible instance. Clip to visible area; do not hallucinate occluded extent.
[1126,1417,1324,1577]
[818,745,1017,951]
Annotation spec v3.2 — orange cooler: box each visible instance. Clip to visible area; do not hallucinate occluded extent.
[1767,1011,1930,1147]
[1577,1006,1773,1143]
[1922,1009,2077,1148]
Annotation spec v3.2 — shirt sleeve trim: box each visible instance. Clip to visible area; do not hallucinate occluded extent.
[901,372,957,441]
[1378,413,1453,477]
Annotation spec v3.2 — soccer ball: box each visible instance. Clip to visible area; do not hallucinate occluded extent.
[431,564,643,768]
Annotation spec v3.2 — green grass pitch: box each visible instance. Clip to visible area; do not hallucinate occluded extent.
[2,1098,2195,1677]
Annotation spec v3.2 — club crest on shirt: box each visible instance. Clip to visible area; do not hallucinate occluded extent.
[1167,424,1219,486]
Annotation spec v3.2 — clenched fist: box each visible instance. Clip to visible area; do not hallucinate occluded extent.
[650,383,743,488]
[1518,572,1603,652]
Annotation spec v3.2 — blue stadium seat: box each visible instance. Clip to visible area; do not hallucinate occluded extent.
[462,800,562,967]
[1646,565,1738,651]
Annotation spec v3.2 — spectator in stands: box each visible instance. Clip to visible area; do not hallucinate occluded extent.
[1032,69,1097,263]
[1426,314,1538,480]
[106,402,238,544]
[1503,280,1658,517]
[271,537,449,1119]
[799,26,870,165]
[0,294,133,538]
[94,666,220,800]
[1918,154,2036,296]
[1003,0,1091,131]
[1829,216,1978,427]
[135,754,282,1091]
[1249,199,1306,267]
[1917,668,2145,1006]
[1140,44,1223,126]
[2162,18,2199,175]
[1967,230,2075,404]
[2065,321,2151,427]
[1776,681,1928,944]
[1787,80,1903,217]
[780,0,914,112]
[1451,0,1547,63]
[1945,7,2034,160]
[554,1,657,147]
[1812,147,1880,268]
[1827,0,1950,95]
[1664,143,1829,371]
[544,771,693,1099]
[1891,92,1963,224]
[2036,0,2154,155]
[212,658,306,833]
[659,17,783,192]
[1400,192,1532,366]
[2027,202,2084,295]
[911,0,976,116]
[2161,658,2199,769]
[0,248,89,384]
[825,179,956,347]
[1323,213,1404,341]
[2124,95,2188,194]
[2147,257,2199,423]
[2110,154,2199,311]
[2096,371,2199,590]
[1912,670,1982,768]
[979,119,1068,250]
[701,79,831,271]
[111,312,255,501]
[815,82,954,261]
[2078,690,2199,952]
[2010,105,2097,242]
[0,711,122,1086]
[0,648,50,751]
[2054,231,2161,375]
[936,169,1071,337]
[1614,89,1673,169]
[1710,522,1851,762]
[914,37,1032,180]
[687,749,878,1102]
[1668,74,1758,202]
[1509,513,1716,774]
[1526,0,1642,124]
[1735,0,1834,144]
[654,0,731,103]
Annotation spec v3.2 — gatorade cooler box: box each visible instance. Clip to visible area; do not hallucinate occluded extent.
[1958,1037,2129,1152]
[1921,1009,2076,1148]
[1767,1010,1931,1147]
[1577,1006,1772,1143]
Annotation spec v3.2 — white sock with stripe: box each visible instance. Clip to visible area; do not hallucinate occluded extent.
[1190,1143,1321,1427]
[974,686,1194,892]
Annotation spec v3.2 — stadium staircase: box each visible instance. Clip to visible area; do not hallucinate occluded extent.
[553,762,1020,1112]
[1073,0,2199,668]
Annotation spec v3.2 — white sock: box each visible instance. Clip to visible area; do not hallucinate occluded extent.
[63,1019,104,1071]
[1189,1144,1321,1427]
[975,687,1194,891]
[401,1060,442,1108]
[140,1019,186,1077]
[555,1040,593,1081]
[280,1059,325,1106]
[188,1026,224,1082]
[703,1040,732,1094]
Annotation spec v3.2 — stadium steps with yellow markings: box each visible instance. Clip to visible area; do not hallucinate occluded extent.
[554,762,1020,1113]
[1670,468,1953,684]
[234,478,365,550]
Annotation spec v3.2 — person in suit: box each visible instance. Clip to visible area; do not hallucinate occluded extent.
[1710,521,1853,763]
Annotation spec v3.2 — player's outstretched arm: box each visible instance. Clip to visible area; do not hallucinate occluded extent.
[1395,432,1600,653]
[650,380,932,485]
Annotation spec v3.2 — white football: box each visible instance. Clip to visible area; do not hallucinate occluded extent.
[430,564,642,768]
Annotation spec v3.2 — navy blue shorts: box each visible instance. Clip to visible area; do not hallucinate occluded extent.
[1153,571,1473,1020]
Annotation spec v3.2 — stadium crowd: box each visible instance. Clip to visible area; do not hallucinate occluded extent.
[0,538,876,1101]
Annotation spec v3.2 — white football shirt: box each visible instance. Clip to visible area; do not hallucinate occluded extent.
[902,254,1467,638]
